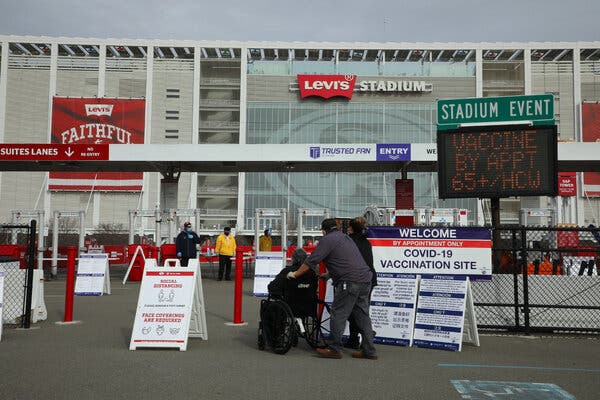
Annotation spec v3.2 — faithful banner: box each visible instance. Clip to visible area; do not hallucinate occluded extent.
[49,98,145,191]
[582,103,600,196]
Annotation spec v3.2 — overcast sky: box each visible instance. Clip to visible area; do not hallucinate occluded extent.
[1,0,599,43]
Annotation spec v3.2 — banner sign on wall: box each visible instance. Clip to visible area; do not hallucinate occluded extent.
[582,103,600,196]
[367,227,492,277]
[49,97,145,191]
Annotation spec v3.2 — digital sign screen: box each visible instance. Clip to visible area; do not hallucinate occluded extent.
[437,125,558,199]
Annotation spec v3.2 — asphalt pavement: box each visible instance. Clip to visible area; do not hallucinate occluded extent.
[1,265,598,400]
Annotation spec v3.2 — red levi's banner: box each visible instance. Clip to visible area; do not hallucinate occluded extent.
[297,75,356,99]
[582,103,600,196]
[49,98,145,191]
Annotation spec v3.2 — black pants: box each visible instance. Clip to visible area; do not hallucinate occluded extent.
[180,257,190,267]
[218,254,232,280]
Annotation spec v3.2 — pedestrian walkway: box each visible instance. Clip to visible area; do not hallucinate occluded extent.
[1,266,598,400]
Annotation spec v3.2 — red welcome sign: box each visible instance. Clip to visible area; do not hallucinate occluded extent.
[297,75,356,99]
[49,97,145,191]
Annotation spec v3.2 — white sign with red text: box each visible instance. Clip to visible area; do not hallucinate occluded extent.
[130,259,207,351]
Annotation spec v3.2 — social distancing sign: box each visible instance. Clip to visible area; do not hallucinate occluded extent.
[130,259,207,351]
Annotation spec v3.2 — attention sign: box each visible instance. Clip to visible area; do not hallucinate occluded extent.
[437,125,558,199]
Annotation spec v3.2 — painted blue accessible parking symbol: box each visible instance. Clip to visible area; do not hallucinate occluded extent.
[451,380,576,400]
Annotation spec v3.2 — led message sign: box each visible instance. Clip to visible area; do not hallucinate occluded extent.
[437,125,558,199]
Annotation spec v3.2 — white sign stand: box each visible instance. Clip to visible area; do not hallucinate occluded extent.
[122,245,146,284]
[462,280,480,347]
[129,259,207,351]
[413,275,480,351]
[75,253,111,296]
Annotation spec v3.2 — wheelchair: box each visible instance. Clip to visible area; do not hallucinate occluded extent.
[257,268,331,354]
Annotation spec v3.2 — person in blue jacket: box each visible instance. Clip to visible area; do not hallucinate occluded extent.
[176,221,202,266]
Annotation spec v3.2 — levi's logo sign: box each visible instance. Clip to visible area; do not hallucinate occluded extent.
[297,75,356,99]
[85,104,114,116]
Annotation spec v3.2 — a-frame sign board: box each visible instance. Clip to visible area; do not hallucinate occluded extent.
[129,259,208,351]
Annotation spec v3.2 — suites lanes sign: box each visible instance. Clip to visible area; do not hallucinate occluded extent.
[295,75,433,99]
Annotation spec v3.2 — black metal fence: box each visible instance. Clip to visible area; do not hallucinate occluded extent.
[473,225,600,333]
[0,220,37,329]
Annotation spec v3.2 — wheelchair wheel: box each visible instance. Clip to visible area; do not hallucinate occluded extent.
[261,299,296,354]
[304,301,332,349]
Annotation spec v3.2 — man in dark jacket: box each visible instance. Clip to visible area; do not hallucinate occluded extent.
[345,216,377,349]
[288,218,377,360]
[175,221,202,266]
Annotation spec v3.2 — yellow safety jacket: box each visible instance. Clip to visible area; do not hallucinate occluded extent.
[259,235,272,251]
[215,234,236,256]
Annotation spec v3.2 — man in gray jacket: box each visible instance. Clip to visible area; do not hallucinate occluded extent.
[288,218,377,360]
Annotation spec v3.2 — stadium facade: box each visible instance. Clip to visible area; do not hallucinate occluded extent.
[1,36,600,239]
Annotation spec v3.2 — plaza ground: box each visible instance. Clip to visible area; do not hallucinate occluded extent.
[1,266,598,400]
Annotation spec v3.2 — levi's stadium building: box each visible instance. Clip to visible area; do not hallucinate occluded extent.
[1,36,600,240]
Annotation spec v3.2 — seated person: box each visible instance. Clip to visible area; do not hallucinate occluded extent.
[267,248,317,317]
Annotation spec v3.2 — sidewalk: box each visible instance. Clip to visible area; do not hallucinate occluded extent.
[1,267,598,400]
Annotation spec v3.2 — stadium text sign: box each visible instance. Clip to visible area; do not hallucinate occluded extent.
[0,144,109,161]
[437,94,554,128]
[296,75,432,99]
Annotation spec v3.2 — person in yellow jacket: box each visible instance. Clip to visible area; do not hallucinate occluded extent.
[215,226,236,281]
[259,228,272,251]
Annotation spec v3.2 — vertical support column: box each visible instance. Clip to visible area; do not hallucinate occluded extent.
[128,211,136,244]
[254,209,260,256]
[37,210,45,269]
[51,211,60,277]
[297,209,304,249]
[155,209,162,245]
[573,46,585,226]
[79,210,85,251]
[63,246,78,323]
[281,209,287,255]
[475,48,483,98]
[143,44,155,219]
[237,47,248,230]
[45,43,59,246]
[23,220,37,329]
[189,45,201,211]
[233,250,244,324]
[98,44,106,97]
[523,48,532,95]
[0,42,8,208]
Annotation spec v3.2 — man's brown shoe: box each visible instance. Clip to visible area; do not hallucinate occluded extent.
[351,351,378,360]
[316,348,342,359]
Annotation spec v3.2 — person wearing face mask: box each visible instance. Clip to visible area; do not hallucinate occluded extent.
[175,221,202,267]
[215,226,237,281]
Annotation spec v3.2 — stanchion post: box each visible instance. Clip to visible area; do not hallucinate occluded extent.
[64,246,77,322]
[233,250,244,324]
